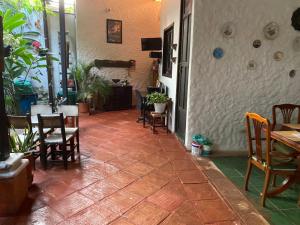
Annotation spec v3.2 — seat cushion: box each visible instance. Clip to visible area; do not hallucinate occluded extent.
[269,157,298,171]
[273,142,296,156]
[53,127,78,135]
[32,127,52,134]
[44,134,74,144]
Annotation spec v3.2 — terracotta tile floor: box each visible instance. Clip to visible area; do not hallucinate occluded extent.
[1,110,243,225]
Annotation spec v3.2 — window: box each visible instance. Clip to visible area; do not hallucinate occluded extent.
[162,25,174,77]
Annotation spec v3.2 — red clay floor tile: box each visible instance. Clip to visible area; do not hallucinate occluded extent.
[193,199,237,224]
[105,171,138,189]
[123,161,154,177]
[99,189,143,214]
[183,183,219,200]
[110,217,135,225]
[124,201,170,225]
[80,179,119,201]
[58,203,120,225]
[50,192,94,219]
[177,170,208,184]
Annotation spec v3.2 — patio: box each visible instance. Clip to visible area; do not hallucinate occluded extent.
[1,109,256,225]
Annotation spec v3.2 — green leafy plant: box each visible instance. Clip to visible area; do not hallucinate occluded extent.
[146,92,169,104]
[73,62,111,103]
[0,6,57,113]
[9,127,37,155]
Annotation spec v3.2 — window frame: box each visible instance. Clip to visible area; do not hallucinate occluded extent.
[162,24,174,78]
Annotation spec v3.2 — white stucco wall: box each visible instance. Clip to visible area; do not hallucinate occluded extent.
[76,0,161,99]
[159,0,181,132]
[186,0,300,151]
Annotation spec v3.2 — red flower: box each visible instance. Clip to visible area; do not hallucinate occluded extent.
[32,41,41,49]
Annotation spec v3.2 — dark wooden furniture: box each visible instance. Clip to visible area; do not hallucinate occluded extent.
[37,113,76,170]
[103,86,132,111]
[244,112,299,206]
[272,104,300,158]
[272,104,300,130]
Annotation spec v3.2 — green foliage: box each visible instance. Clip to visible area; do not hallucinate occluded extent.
[9,127,37,154]
[0,4,54,113]
[147,92,169,104]
[73,62,111,103]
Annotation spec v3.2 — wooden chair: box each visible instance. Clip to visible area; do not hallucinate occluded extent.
[149,100,171,134]
[7,114,40,169]
[272,104,300,157]
[56,105,80,153]
[37,113,76,170]
[244,112,299,206]
[31,104,52,115]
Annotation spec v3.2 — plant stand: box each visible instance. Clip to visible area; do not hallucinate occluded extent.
[0,153,29,216]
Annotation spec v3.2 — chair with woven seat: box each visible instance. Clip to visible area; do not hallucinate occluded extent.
[56,105,80,153]
[37,113,77,170]
[272,104,300,157]
[244,112,299,206]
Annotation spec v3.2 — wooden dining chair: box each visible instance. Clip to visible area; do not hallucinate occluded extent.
[31,104,53,115]
[272,104,300,157]
[57,105,80,153]
[244,112,299,206]
[37,113,76,170]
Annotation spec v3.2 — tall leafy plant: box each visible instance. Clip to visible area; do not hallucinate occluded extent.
[1,5,54,113]
[73,63,111,104]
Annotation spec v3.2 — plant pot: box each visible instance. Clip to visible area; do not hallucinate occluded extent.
[23,153,34,187]
[78,102,90,113]
[154,103,166,113]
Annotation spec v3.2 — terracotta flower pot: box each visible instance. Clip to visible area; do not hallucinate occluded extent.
[23,153,34,188]
[78,102,90,113]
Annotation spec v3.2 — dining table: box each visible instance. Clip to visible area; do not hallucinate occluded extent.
[270,123,300,206]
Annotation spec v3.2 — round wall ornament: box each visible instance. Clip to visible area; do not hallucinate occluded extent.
[263,22,280,40]
[213,48,224,59]
[289,70,296,78]
[273,51,284,61]
[291,8,300,31]
[253,40,262,48]
[221,22,236,39]
[293,37,300,52]
[247,60,257,70]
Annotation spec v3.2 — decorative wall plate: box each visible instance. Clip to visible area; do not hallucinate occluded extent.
[263,22,280,40]
[253,40,262,48]
[289,70,296,78]
[213,48,224,59]
[291,8,300,31]
[247,60,257,70]
[293,37,300,52]
[221,22,236,39]
[274,51,284,61]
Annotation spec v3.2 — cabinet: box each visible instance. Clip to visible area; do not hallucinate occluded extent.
[103,86,132,111]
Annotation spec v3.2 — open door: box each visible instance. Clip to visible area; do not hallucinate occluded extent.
[175,0,192,141]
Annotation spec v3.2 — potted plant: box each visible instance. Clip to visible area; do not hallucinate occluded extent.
[147,92,169,113]
[9,127,37,187]
[73,62,111,113]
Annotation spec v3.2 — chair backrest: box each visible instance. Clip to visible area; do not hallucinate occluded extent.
[37,113,66,142]
[272,104,300,129]
[8,114,32,132]
[57,105,79,127]
[245,112,272,166]
[31,104,52,116]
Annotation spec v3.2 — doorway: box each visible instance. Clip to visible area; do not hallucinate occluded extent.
[175,0,192,141]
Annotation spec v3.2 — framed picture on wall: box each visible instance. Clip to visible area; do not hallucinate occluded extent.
[107,19,122,44]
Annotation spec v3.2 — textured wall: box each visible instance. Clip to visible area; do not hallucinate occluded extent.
[76,0,161,98]
[159,0,182,132]
[186,0,300,151]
